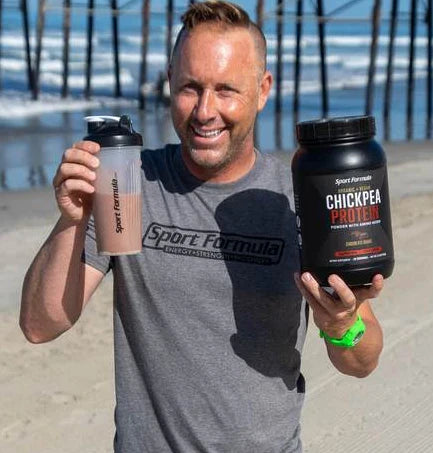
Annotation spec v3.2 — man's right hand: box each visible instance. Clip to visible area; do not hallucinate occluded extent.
[52,140,100,223]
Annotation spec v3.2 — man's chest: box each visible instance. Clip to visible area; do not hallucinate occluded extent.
[131,185,299,294]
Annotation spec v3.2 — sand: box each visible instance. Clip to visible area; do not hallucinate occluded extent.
[1,148,433,452]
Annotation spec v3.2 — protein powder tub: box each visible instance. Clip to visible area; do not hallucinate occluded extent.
[292,115,394,286]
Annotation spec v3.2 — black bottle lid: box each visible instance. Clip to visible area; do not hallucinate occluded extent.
[83,115,143,147]
[296,115,376,145]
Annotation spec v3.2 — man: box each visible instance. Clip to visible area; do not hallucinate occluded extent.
[20,1,384,451]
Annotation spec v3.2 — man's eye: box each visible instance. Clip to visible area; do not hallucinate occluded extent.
[182,85,198,93]
[218,87,235,96]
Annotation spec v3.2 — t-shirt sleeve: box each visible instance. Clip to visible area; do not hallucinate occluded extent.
[81,216,112,275]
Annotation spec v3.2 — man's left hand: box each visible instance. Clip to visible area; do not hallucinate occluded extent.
[294,272,384,338]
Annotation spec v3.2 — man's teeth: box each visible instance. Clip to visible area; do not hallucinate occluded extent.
[193,127,223,138]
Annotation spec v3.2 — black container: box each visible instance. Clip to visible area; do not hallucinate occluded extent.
[292,116,394,286]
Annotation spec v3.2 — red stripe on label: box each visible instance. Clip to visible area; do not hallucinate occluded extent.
[334,246,383,257]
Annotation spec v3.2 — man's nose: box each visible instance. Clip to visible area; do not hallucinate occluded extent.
[194,89,216,123]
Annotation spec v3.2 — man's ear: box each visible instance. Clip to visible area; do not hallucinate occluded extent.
[258,70,273,112]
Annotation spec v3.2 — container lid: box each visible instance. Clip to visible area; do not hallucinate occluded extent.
[296,115,376,145]
[83,115,143,147]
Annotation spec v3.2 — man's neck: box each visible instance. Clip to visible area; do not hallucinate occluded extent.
[181,148,257,184]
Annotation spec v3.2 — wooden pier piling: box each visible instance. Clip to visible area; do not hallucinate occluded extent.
[0,0,3,90]
[85,0,95,99]
[407,0,418,140]
[111,0,121,97]
[138,0,151,110]
[166,0,174,68]
[427,0,432,138]
[293,0,303,138]
[254,0,264,146]
[256,0,264,30]
[34,0,46,100]
[62,0,71,98]
[275,0,284,116]
[316,0,328,118]
[21,0,34,95]
[366,0,381,115]
[384,0,398,141]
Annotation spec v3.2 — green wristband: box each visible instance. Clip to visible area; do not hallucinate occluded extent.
[319,315,366,348]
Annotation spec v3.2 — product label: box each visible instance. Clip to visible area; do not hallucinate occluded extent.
[112,173,124,234]
[294,167,393,268]
[143,223,284,265]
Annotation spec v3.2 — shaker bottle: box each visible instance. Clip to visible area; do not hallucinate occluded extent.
[84,115,143,255]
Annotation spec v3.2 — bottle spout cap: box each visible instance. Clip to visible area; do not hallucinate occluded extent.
[119,115,135,133]
[84,116,121,134]
[84,115,121,123]
[83,114,143,147]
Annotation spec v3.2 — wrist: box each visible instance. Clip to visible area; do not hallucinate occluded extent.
[52,215,90,243]
[320,315,366,348]
[321,313,358,339]
[58,213,90,230]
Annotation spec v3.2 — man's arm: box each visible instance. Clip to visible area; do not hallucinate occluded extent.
[323,299,383,377]
[295,272,384,378]
[20,218,104,343]
[20,140,103,344]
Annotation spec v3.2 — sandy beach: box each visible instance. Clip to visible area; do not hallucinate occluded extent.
[1,143,433,453]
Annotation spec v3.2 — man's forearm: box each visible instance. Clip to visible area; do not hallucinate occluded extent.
[294,272,384,378]
[325,317,383,378]
[20,216,89,343]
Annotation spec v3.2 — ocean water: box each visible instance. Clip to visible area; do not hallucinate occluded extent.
[0,1,431,191]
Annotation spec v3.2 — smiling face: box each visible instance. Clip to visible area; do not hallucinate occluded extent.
[169,24,272,183]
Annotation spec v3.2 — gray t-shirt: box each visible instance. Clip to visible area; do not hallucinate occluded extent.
[82,145,308,453]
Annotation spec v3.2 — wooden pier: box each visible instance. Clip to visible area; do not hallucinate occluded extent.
[0,0,432,142]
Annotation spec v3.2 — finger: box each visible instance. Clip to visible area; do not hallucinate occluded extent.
[294,273,329,320]
[351,273,384,303]
[300,272,338,314]
[53,163,96,188]
[294,272,308,299]
[62,148,100,168]
[327,274,357,310]
[71,140,100,154]
[294,273,330,315]
[56,178,95,197]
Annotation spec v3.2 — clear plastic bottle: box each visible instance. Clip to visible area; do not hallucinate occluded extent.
[84,115,143,255]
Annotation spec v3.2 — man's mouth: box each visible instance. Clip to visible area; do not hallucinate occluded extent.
[191,125,225,139]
